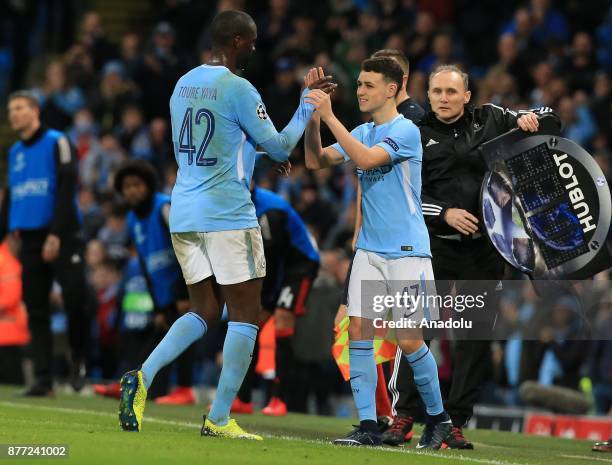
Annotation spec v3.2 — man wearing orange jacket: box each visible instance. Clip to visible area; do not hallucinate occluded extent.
[0,235,30,385]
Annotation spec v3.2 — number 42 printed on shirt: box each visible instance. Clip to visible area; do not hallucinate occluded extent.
[177,107,217,166]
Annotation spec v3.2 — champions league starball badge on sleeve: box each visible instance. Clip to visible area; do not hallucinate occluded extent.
[481,119,611,279]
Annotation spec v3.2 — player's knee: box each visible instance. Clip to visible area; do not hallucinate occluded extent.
[398,337,425,355]
[348,316,373,340]
[192,305,221,325]
[225,304,259,325]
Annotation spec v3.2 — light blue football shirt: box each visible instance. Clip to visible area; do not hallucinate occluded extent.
[169,64,312,233]
[332,114,431,258]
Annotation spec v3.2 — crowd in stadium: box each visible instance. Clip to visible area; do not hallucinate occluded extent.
[0,0,610,422]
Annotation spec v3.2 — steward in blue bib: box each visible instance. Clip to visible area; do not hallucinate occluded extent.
[0,91,90,396]
[113,158,195,399]
[113,159,187,313]
[0,125,81,238]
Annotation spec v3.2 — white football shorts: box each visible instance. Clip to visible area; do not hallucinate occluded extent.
[346,249,438,322]
[171,227,266,286]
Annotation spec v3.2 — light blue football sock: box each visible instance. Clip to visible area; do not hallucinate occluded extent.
[405,343,444,416]
[349,340,377,422]
[141,312,207,389]
[208,322,258,426]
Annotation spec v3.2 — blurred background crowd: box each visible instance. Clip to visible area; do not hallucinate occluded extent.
[0,0,610,417]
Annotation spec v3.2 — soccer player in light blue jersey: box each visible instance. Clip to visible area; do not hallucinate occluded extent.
[304,60,451,448]
[117,10,335,439]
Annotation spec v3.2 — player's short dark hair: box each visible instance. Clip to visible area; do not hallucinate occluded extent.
[429,64,469,90]
[361,57,404,97]
[113,159,157,196]
[371,49,410,75]
[8,90,40,109]
[210,10,256,48]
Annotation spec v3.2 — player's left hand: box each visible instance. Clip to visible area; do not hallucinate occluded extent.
[274,160,292,176]
[517,112,539,132]
[305,89,333,120]
[304,67,337,94]
[42,234,60,262]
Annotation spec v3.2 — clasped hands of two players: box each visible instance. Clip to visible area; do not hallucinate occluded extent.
[444,112,540,235]
[304,67,337,121]
[304,67,485,237]
[273,68,336,176]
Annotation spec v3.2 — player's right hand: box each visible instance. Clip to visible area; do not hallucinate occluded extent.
[305,89,333,120]
[443,208,479,235]
[304,67,337,94]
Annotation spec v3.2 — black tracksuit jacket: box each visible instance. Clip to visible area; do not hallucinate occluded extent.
[418,103,561,235]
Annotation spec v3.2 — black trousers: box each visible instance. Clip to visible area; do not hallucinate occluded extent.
[0,346,25,385]
[19,230,92,389]
[389,235,505,426]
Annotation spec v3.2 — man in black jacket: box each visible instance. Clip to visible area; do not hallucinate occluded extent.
[0,91,92,396]
[383,65,560,448]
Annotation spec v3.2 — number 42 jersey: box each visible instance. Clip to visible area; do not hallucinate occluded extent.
[169,64,280,233]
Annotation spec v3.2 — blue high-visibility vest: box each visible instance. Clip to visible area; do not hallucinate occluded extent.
[8,129,64,231]
[127,193,182,308]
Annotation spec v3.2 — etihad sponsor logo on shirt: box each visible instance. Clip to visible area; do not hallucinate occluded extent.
[357,164,392,182]
[12,178,49,199]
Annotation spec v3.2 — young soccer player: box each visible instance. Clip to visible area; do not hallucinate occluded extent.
[118,10,334,439]
[304,60,451,448]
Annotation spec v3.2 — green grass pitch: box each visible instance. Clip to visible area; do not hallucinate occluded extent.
[0,386,607,465]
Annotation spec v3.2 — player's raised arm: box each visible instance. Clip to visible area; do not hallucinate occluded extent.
[307,89,392,170]
[236,68,336,163]
[351,182,362,251]
[303,68,344,170]
[233,81,310,162]
[304,116,345,170]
